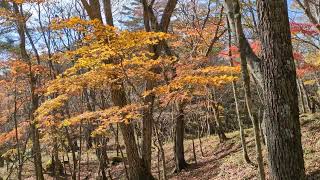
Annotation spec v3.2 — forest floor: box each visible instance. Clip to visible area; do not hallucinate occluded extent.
[1,113,320,180]
[165,113,320,180]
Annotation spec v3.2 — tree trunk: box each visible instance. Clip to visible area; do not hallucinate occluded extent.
[95,137,108,180]
[174,103,188,172]
[211,103,227,143]
[300,80,312,112]
[239,31,266,180]
[225,2,266,179]
[102,0,113,26]
[227,23,251,162]
[78,123,82,180]
[142,82,155,175]
[13,85,22,180]
[297,79,306,113]
[197,125,204,157]
[111,85,154,179]
[64,105,77,180]
[192,138,197,164]
[257,0,306,179]
[224,0,263,87]
[154,123,167,180]
[53,136,62,179]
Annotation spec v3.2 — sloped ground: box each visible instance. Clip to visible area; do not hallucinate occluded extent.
[164,113,320,180]
[1,113,319,179]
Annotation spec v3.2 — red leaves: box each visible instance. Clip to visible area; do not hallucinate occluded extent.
[290,22,319,36]
[219,45,239,59]
[297,64,316,77]
[293,51,304,61]
[218,41,261,59]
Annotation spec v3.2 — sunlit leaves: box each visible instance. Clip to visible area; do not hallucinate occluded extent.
[62,104,144,136]
[0,122,28,146]
[35,94,69,123]
[37,17,174,136]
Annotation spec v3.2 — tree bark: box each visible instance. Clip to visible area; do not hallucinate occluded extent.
[103,0,113,26]
[297,79,307,113]
[154,123,167,180]
[227,21,251,163]
[111,84,154,179]
[257,1,306,179]
[141,89,154,173]
[174,103,188,172]
[300,80,312,112]
[80,0,103,21]
[212,104,227,142]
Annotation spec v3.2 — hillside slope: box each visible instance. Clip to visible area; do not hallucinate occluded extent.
[162,113,320,180]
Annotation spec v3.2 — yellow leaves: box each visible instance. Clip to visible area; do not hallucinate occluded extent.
[0,7,16,22]
[61,104,144,136]
[153,65,239,96]
[45,18,174,96]
[46,64,118,95]
[305,51,320,67]
[62,104,144,126]
[38,17,175,136]
[150,65,239,106]
[171,75,237,89]
[304,79,316,86]
[51,17,104,32]
[35,94,69,123]
[200,66,241,75]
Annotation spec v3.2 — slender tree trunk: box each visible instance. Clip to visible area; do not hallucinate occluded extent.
[53,136,61,179]
[118,142,129,180]
[140,0,177,174]
[154,123,167,180]
[115,124,120,156]
[102,0,113,26]
[212,103,227,142]
[192,138,197,164]
[80,0,154,177]
[300,80,312,112]
[174,103,188,172]
[227,19,251,163]
[257,1,306,179]
[239,38,266,180]
[225,2,266,178]
[64,121,77,180]
[13,3,45,180]
[209,89,227,142]
[78,122,82,180]
[141,88,154,175]
[94,137,108,180]
[13,85,22,180]
[197,125,204,157]
[297,79,306,113]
